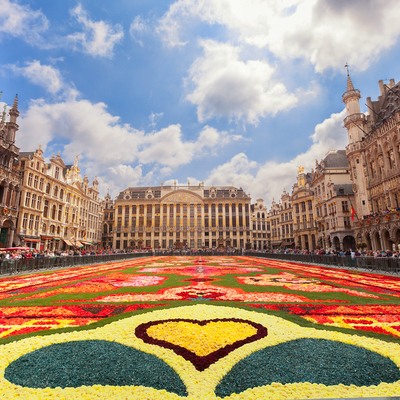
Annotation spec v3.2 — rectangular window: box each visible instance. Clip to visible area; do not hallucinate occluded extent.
[116,240,120,249]
[25,192,31,207]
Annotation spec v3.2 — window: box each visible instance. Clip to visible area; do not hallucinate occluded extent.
[60,189,64,200]
[51,205,56,220]
[43,200,49,217]
[22,213,28,228]
[27,173,33,186]
[31,194,36,209]
[55,167,60,179]
[28,215,34,230]
[25,192,31,207]
[37,196,42,210]
[39,178,44,190]
[54,186,58,197]
[42,223,46,232]
[34,175,38,188]
[34,216,39,231]
[58,205,62,221]
[46,183,51,194]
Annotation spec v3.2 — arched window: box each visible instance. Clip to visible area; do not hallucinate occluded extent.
[46,183,51,194]
[64,227,68,236]
[257,212,260,218]
[57,226,60,234]
[66,193,70,202]
[60,189,64,200]
[54,186,58,197]
[43,200,49,218]
[50,225,55,234]
[261,213,265,218]
[42,223,46,232]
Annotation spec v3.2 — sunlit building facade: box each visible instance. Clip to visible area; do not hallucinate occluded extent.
[111,183,252,250]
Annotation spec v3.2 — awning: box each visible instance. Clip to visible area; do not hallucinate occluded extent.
[63,239,73,246]
[41,236,53,240]
[75,241,84,248]
[81,241,92,245]
[53,237,62,241]
[23,239,40,243]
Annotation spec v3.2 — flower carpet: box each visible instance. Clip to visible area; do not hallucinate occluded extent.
[2,255,400,399]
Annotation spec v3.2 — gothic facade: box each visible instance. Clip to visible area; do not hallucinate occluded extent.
[0,94,22,247]
[344,76,400,251]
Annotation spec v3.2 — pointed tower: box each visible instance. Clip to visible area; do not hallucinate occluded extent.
[343,75,370,217]
[7,94,19,143]
[342,75,366,144]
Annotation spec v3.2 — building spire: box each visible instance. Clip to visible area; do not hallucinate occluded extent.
[12,94,18,111]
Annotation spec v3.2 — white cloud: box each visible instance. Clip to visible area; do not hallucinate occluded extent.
[148,111,164,128]
[16,97,243,196]
[0,0,49,46]
[7,60,65,94]
[206,109,348,205]
[67,4,124,58]
[129,15,148,46]
[157,0,400,72]
[186,40,297,124]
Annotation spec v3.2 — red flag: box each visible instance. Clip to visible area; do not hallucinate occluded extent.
[351,206,356,221]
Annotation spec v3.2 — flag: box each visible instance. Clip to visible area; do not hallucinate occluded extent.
[351,206,356,221]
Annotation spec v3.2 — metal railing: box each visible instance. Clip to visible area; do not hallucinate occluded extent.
[0,252,152,276]
[248,252,400,274]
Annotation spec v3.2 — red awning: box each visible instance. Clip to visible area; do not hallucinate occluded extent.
[23,239,40,242]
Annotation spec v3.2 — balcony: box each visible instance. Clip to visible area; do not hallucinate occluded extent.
[343,112,366,128]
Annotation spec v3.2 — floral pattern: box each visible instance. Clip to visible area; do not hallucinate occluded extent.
[0,305,400,399]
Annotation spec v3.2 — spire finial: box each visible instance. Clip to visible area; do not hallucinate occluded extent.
[12,94,18,110]
[345,62,349,77]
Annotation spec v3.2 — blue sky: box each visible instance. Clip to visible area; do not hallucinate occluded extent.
[1,0,400,204]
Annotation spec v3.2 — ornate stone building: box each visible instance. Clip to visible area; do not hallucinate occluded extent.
[251,198,270,250]
[111,183,251,250]
[101,190,115,249]
[15,148,102,251]
[268,190,294,249]
[0,94,22,247]
[344,75,400,251]
[312,150,356,250]
[292,167,317,250]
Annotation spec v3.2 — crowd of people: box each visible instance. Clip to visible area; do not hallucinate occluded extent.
[362,206,400,220]
[256,248,400,258]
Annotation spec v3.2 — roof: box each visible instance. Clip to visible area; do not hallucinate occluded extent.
[18,152,35,160]
[324,150,349,168]
[333,183,354,196]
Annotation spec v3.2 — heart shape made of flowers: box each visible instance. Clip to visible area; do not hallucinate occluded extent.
[135,318,268,371]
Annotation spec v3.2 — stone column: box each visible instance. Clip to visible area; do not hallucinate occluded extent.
[14,188,21,209]
[300,235,306,250]
[339,237,344,251]
[308,234,313,251]
[6,227,15,247]
[1,183,9,205]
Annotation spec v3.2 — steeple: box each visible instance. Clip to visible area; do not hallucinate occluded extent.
[346,75,355,92]
[342,74,365,144]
